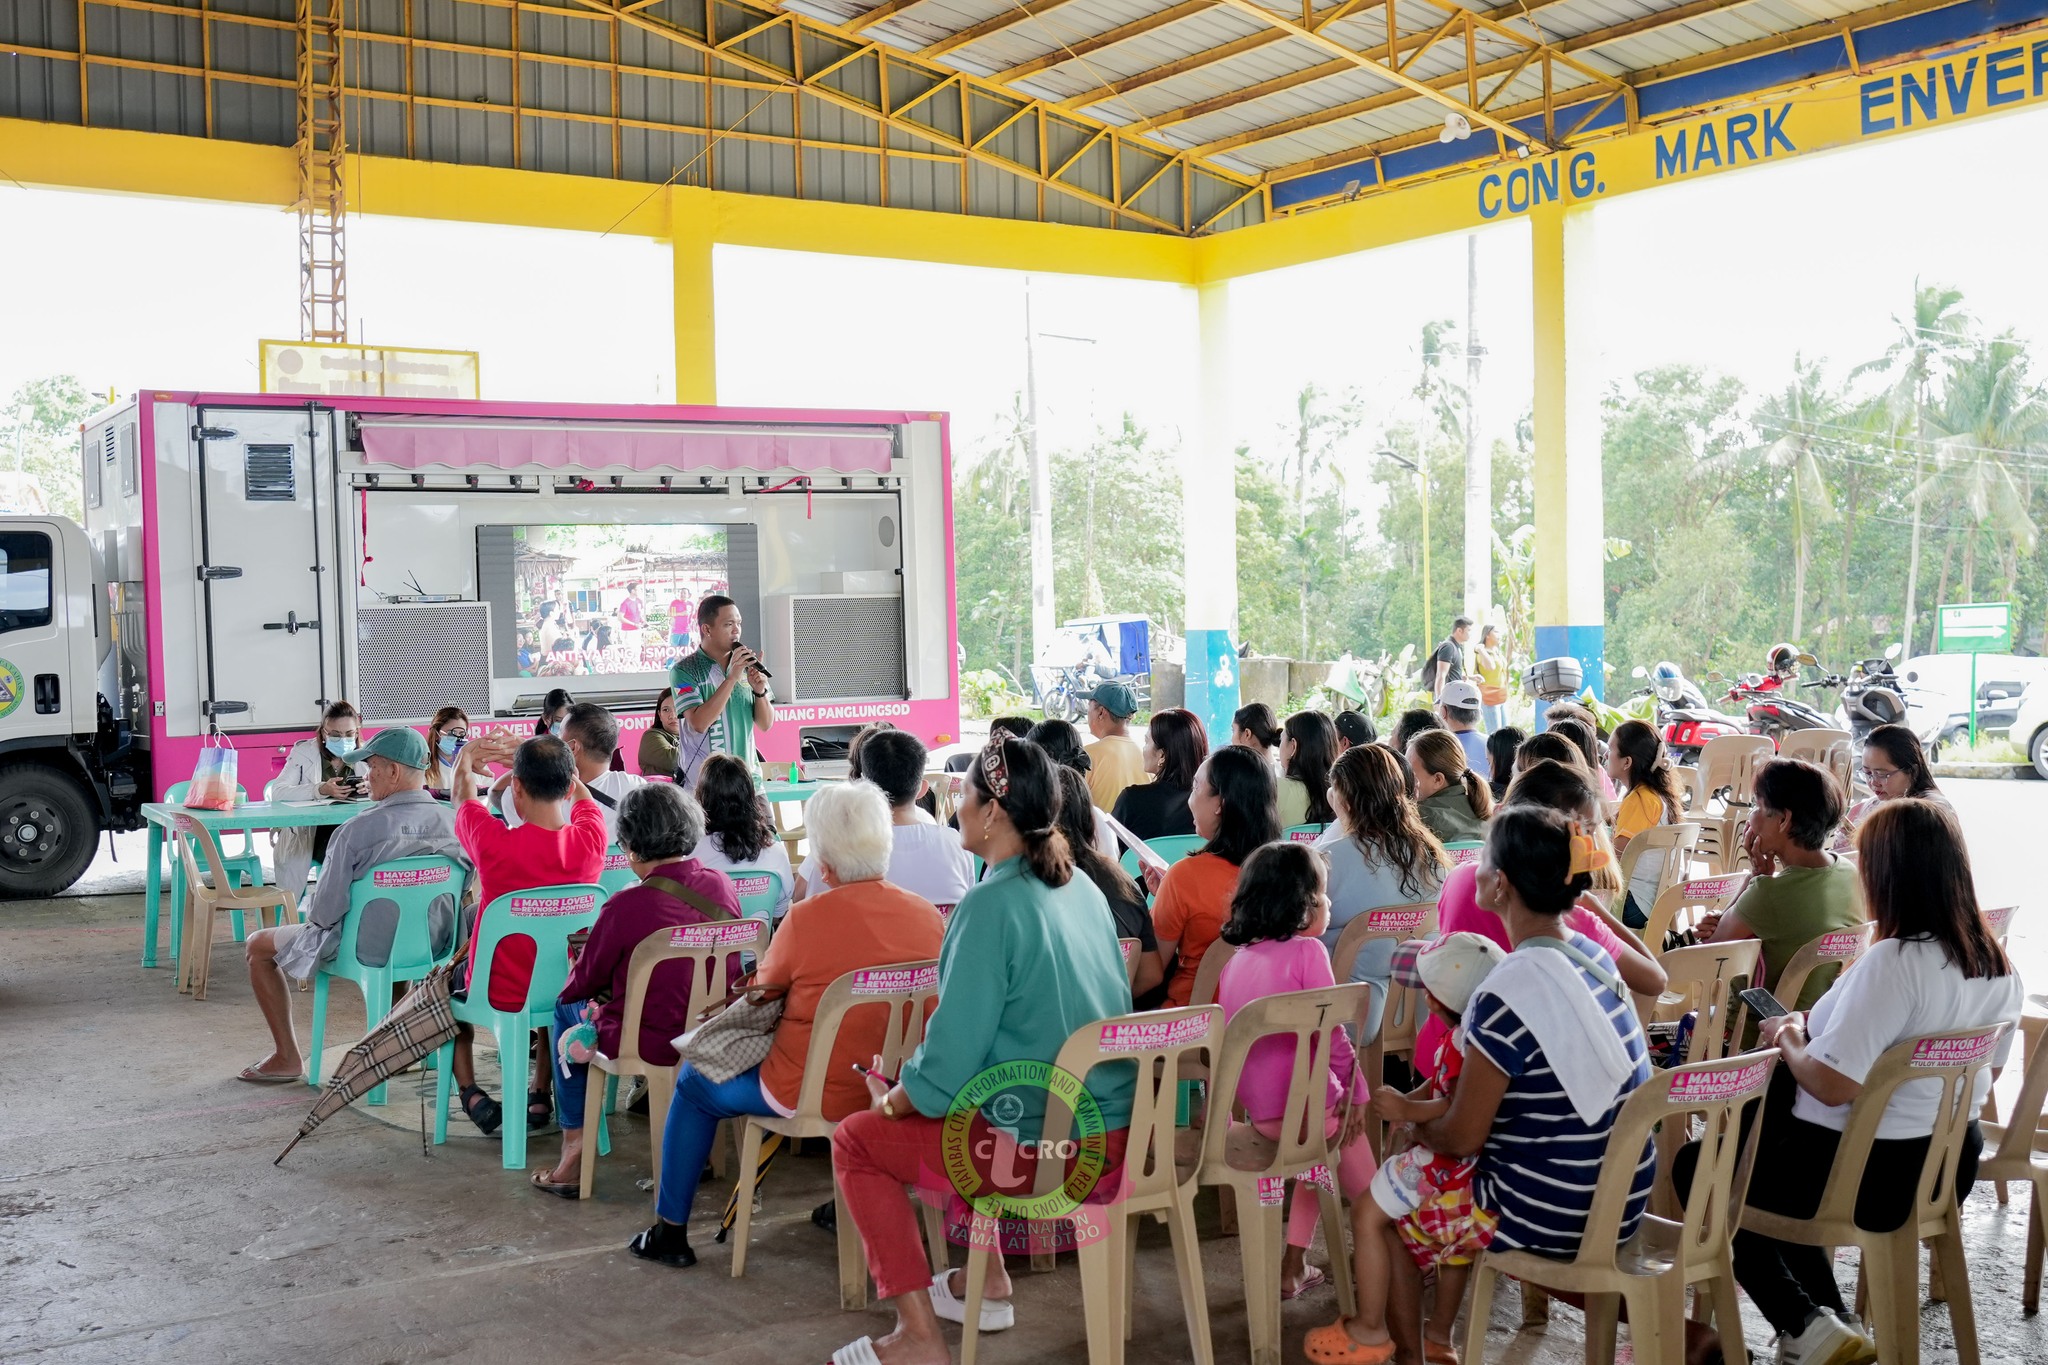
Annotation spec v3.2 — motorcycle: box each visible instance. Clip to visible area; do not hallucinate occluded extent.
[1630,663,1744,766]
[1842,644,1941,763]
[1727,650,1848,745]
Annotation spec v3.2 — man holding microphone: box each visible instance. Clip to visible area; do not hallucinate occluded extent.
[669,594,775,788]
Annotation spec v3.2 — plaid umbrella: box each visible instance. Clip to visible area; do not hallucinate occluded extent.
[714,1132,785,1240]
[274,964,460,1164]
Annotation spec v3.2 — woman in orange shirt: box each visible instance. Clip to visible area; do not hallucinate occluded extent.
[1150,743,1282,1007]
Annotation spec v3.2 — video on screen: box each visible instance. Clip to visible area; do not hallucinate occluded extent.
[510,524,728,679]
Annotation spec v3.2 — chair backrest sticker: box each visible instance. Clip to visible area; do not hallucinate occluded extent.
[851,964,940,995]
[373,866,452,888]
[669,920,762,947]
[1910,1031,2001,1068]
[509,892,599,917]
[1449,847,1481,866]
[1098,1014,1211,1053]
[604,852,632,871]
[1668,1057,1772,1105]
[1683,877,1738,899]
[1814,930,1866,959]
[1365,907,1429,934]
[732,874,773,897]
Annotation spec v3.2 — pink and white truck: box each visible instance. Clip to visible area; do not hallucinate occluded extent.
[0,391,958,895]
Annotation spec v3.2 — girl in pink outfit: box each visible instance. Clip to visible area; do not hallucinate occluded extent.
[1215,842,1379,1300]
[1414,758,1669,1078]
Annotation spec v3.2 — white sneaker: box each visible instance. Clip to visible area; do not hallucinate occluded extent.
[1777,1311,1877,1365]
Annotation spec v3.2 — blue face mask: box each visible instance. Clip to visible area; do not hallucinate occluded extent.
[323,736,353,758]
[438,734,463,759]
[549,722,565,737]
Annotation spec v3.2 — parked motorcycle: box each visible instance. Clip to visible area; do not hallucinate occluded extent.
[1727,650,1848,745]
[1842,644,1941,763]
[1630,662,1744,766]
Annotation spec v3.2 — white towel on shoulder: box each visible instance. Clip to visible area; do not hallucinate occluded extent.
[1480,942,1635,1125]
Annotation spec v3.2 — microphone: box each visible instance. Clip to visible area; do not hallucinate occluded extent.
[732,640,774,679]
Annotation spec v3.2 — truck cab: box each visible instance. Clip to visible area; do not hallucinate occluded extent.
[0,514,141,894]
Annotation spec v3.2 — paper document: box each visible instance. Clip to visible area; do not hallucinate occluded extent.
[1100,810,1169,875]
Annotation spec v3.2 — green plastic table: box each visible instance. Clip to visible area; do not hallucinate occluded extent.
[138,799,368,969]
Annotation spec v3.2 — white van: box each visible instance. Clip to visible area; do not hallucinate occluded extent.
[1896,653,2048,740]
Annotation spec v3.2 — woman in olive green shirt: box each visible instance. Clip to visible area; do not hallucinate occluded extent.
[832,738,1135,1363]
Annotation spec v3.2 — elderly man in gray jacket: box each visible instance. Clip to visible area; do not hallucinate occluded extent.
[237,727,469,1083]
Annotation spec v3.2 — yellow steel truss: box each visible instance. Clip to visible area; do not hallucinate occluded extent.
[295,0,347,343]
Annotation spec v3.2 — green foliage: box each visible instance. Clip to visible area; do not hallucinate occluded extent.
[958,668,1031,719]
[2,376,94,521]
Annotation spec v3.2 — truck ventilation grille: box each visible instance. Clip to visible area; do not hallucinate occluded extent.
[358,602,493,722]
[244,446,297,502]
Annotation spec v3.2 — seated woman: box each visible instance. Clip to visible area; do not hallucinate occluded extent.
[1514,730,1587,776]
[1151,744,1281,1007]
[1316,743,1449,1038]
[1026,718,1116,859]
[1416,759,1666,1080]
[828,738,1134,1360]
[1056,766,1164,1003]
[1277,710,1340,830]
[689,754,795,921]
[1328,805,1654,1365]
[535,687,574,737]
[1406,730,1493,844]
[1606,719,1685,928]
[637,688,682,780]
[1546,716,1611,799]
[1702,758,1862,1012]
[271,700,367,906]
[626,780,945,1267]
[1835,723,1947,851]
[1677,799,2021,1365]
[422,705,469,796]
[1485,726,1524,802]
[1111,707,1208,841]
[531,782,741,1197]
[1231,702,1283,769]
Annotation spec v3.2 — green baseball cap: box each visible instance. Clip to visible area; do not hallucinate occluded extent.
[1087,681,1139,718]
[341,727,430,770]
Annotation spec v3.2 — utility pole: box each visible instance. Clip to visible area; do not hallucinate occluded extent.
[1461,235,1490,628]
[1023,278,1054,667]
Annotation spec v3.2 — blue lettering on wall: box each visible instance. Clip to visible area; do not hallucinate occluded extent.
[2035,37,2048,97]
[1693,121,1722,168]
[1943,55,1979,114]
[1862,79,1896,132]
[1987,47,2024,105]
[1901,68,1937,125]
[1568,151,1596,197]
[1531,158,1559,205]
[1478,173,1503,219]
[1655,131,1688,178]
[1762,104,1794,155]
[1726,112,1759,162]
[1506,166,1531,213]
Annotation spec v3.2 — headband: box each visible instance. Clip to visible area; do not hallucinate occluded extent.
[979,738,1011,801]
[1568,822,1614,877]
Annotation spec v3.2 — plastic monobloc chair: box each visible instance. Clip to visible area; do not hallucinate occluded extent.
[164,781,263,955]
[173,815,297,1001]
[430,883,606,1170]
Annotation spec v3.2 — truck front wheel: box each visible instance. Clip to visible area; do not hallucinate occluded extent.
[0,765,100,898]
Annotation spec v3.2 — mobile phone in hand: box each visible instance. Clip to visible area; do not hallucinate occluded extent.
[1737,986,1790,1020]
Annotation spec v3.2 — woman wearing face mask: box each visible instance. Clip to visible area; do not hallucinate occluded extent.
[270,700,367,907]
[423,706,470,794]
[536,688,574,738]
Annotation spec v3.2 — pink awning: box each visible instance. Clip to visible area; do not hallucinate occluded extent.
[356,419,895,474]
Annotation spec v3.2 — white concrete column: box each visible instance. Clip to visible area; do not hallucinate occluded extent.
[1184,280,1241,740]
[1530,202,1605,707]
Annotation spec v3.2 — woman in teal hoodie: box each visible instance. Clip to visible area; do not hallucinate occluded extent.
[830,737,1135,1365]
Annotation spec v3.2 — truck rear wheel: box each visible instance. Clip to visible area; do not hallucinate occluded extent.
[0,765,99,898]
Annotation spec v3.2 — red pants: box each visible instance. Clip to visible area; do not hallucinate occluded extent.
[833,1109,1130,1302]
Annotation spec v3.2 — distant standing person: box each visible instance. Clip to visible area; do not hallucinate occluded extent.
[668,594,774,788]
[668,594,692,651]
[1428,616,1472,699]
[1474,625,1510,731]
[617,581,647,656]
[1083,681,1146,812]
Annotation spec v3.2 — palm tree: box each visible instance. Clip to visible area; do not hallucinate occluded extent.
[1853,282,1972,654]
[1282,383,1360,657]
[1930,335,2048,603]
[1742,356,1841,639]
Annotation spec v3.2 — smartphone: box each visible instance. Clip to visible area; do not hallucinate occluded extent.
[1737,986,1790,1020]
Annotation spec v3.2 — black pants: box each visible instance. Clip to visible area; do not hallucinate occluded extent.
[1674,1067,1982,1336]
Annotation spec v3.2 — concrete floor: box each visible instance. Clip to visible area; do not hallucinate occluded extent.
[5,781,2048,1363]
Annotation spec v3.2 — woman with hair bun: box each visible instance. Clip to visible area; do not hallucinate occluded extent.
[829,738,1136,1360]
[1406,729,1494,843]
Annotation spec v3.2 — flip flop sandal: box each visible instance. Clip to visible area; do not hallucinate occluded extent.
[526,1090,555,1131]
[929,1269,1016,1331]
[1304,1320,1397,1365]
[1425,1342,1460,1365]
[459,1084,503,1136]
[1282,1265,1331,1301]
[529,1171,580,1200]
[828,1336,883,1365]
[235,1066,301,1084]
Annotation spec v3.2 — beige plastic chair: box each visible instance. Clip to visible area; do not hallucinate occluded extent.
[1977,1011,2048,1308]
[577,916,768,1200]
[1184,982,1376,1365]
[1617,822,1701,914]
[1642,873,1751,954]
[1780,728,1853,795]
[1466,1050,1779,1365]
[174,815,298,1001]
[1742,1024,2011,1365]
[1329,901,1439,984]
[1331,903,1437,1156]
[1118,936,1141,987]
[956,1005,1223,1365]
[1187,937,1237,1009]
[728,959,948,1310]
[1976,906,2020,1199]
[1693,734,1775,811]
[1646,939,1763,1218]
[1768,922,1875,1013]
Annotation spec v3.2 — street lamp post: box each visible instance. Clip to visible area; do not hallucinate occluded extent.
[1377,447,1430,648]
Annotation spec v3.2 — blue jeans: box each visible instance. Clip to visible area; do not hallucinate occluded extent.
[550,998,597,1130]
[655,1063,777,1224]
[1482,702,1507,733]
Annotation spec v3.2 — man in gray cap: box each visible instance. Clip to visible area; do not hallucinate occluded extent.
[237,726,469,1083]
[1083,680,1145,812]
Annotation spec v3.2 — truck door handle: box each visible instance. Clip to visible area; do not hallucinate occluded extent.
[203,701,250,716]
[263,612,320,635]
[33,674,58,714]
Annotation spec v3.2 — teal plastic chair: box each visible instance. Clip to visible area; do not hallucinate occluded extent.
[308,855,467,1106]
[1283,823,1327,844]
[1442,838,1484,867]
[430,883,607,1170]
[599,844,639,897]
[1118,833,1208,882]
[164,780,262,955]
[722,867,785,923]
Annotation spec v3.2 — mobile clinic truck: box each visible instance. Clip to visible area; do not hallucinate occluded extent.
[0,391,958,897]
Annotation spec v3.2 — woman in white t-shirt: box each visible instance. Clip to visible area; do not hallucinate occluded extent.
[692,753,794,920]
[1678,798,2021,1365]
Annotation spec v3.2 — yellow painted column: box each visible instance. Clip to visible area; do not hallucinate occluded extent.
[1184,280,1242,740]
[1529,201,1605,706]
[670,186,717,405]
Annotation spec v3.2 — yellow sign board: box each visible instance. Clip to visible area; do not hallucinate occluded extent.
[259,341,480,399]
